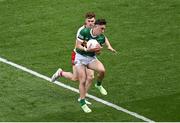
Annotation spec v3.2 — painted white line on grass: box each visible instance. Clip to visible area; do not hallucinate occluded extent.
[0,56,154,122]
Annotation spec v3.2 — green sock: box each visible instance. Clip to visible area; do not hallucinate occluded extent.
[97,81,102,86]
[80,99,86,106]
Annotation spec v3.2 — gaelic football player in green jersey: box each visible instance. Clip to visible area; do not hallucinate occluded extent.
[74,19,108,113]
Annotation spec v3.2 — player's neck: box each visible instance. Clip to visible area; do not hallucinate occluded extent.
[91,29,98,37]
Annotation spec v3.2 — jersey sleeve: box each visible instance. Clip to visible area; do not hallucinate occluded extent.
[102,35,106,44]
[76,26,84,39]
[77,28,88,42]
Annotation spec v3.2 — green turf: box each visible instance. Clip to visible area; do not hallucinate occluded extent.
[0,62,141,122]
[0,0,180,121]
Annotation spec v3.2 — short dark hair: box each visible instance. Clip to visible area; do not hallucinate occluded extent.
[95,19,106,25]
[85,12,96,19]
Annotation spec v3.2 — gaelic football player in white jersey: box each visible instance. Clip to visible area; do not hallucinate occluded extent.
[51,12,96,105]
[52,12,96,82]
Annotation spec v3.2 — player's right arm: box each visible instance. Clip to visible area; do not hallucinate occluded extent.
[75,28,88,51]
[75,39,87,51]
[105,37,117,53]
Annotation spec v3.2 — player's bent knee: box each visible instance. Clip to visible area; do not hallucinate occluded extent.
[71,77,78,81]
[79,78,86,84]
[99,68,105,74]
[87,75,94,82]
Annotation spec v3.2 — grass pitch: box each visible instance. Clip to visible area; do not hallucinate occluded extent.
[0,0,180,121]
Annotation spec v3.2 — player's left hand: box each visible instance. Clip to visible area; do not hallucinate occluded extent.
[108,47,117,53]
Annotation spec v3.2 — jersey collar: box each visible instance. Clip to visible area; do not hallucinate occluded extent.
[90,29,97,38]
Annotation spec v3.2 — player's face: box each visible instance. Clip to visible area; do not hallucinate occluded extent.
[85,17,95,28]
[95,25,106,35]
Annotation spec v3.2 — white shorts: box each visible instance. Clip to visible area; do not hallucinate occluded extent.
[74,53,97,66]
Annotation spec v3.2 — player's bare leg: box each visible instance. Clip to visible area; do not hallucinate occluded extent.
[51,66,78,82]
[60,66,78,81]
[85,68,94,94]
[88,60,107,95]
[76,65,92,113]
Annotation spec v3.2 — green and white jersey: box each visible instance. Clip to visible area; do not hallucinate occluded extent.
[73,25,86,52]
[76,28,105,57]
[76,25,85,38]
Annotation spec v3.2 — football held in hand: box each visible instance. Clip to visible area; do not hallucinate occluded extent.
[87,39,101,52]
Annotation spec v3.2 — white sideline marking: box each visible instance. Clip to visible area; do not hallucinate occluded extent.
[0,56,154,122]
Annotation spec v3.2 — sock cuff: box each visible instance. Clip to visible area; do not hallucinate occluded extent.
[59,71,63,77]
[80,99,86,106]
[97,81,102,86]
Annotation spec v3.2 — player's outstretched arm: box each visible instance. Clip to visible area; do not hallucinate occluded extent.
[105,37,117,53]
